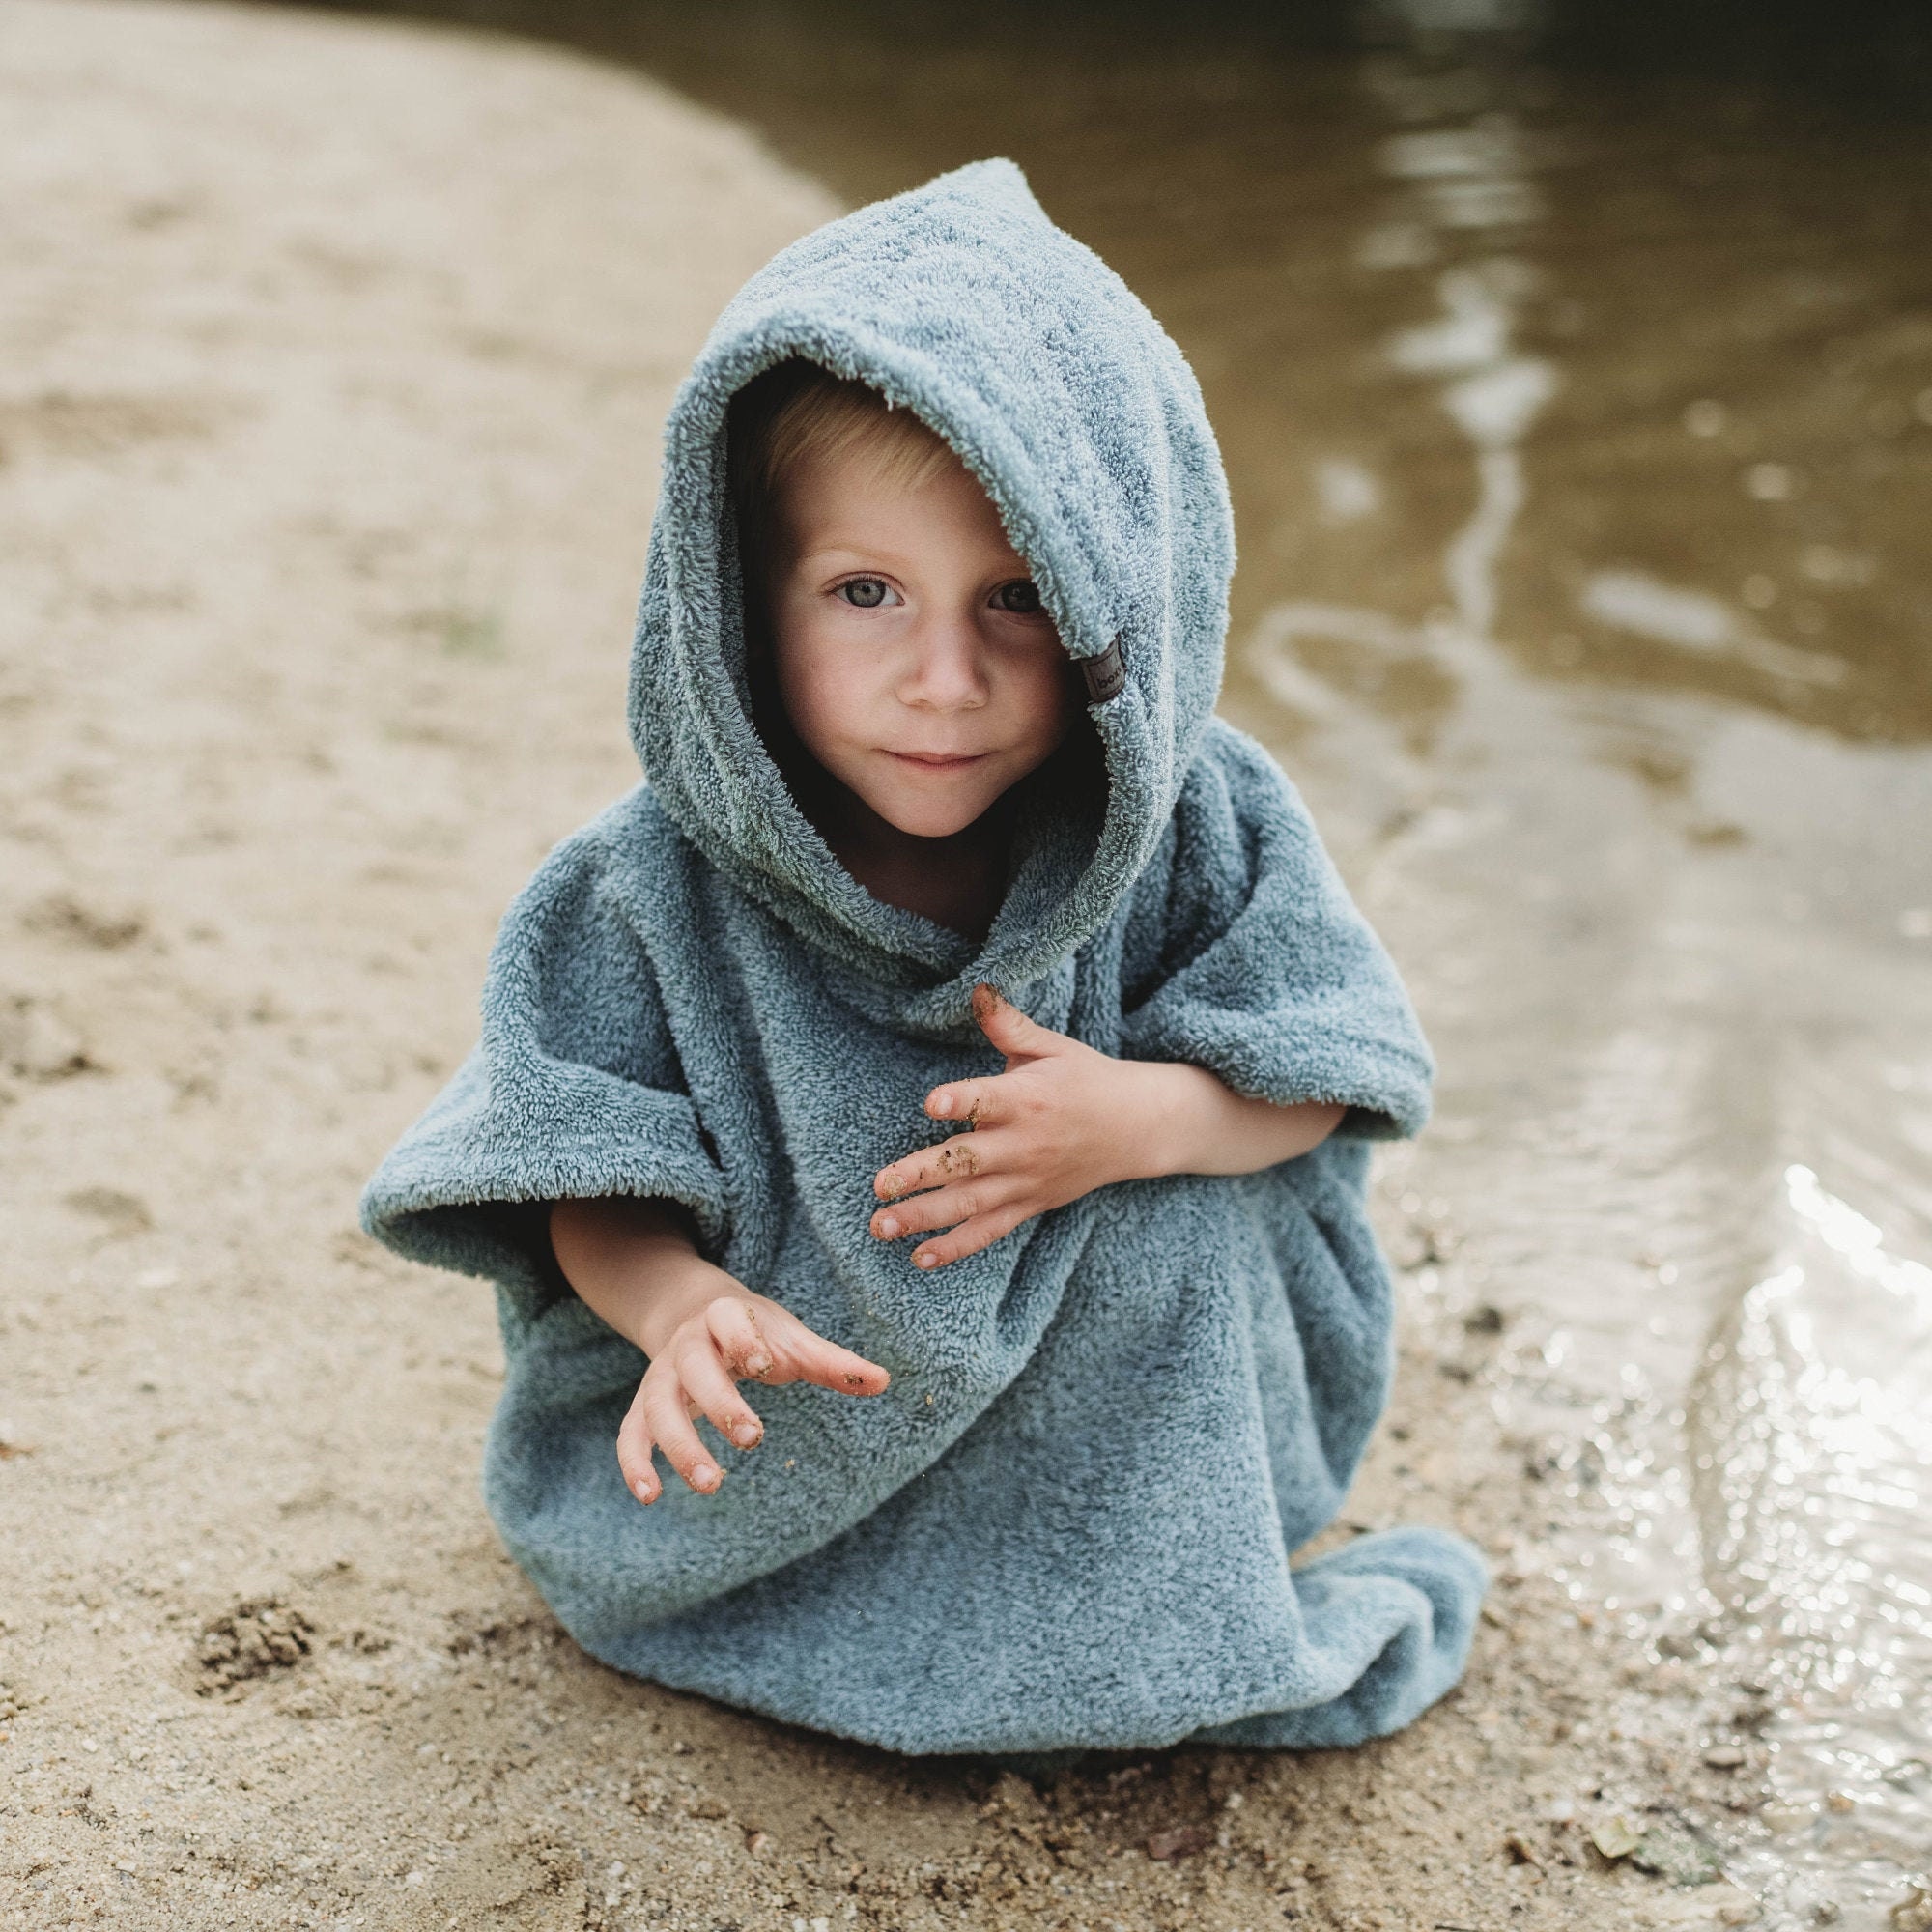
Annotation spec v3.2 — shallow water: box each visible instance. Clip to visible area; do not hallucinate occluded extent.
[303,0,1932,1915]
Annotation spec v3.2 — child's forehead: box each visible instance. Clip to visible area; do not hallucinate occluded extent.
[774,435,1026,561]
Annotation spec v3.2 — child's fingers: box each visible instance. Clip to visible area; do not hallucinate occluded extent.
[910,1201,1031,1270]
[616,1381,663,1505]
[970,980,1061,1058]
[703,1294,775,1380]
[922,1078,1002,1126]
[639,1368,725,1494]
[875,1123,1003,1202]
[870,1174,1016,1242]
[776,1319,892,1398]
[672,1331,765,1451]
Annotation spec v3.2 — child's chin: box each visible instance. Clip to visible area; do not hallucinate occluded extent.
[867,787,995,841]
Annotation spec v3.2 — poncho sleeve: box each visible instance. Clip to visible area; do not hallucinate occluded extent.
[357,812,729,1324]
[1116,720,1433,1143]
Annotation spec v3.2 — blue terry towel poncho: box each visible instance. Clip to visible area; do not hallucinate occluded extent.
[359,158,1486,1756]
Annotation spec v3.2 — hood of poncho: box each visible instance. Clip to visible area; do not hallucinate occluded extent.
[627,157,1233,1021]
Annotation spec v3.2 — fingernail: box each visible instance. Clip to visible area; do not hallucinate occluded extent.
[745,1353,772,1378]
[877,1215,899,1239]
[930,1093,952,1117]
[915,1251,936,1269]
[693,1462,720,1488]
[634,1480,656,1504]
[733,1421,761,1447]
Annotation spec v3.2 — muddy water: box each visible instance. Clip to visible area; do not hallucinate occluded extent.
[304,0,1931,1917]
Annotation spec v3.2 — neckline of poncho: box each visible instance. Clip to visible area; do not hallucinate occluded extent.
[757,735,1107,1036]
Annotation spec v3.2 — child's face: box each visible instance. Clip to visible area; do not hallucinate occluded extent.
[762,438,1077,840]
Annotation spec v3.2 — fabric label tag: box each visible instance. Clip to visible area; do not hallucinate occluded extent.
[1081,635,1126,704]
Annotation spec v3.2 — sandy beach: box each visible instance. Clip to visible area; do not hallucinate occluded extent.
[0,4,1780,1926]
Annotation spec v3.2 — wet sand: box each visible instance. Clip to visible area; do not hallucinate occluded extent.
[0,2,1901,1929]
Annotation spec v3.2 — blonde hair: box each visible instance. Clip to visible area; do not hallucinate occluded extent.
[727,359,959,580]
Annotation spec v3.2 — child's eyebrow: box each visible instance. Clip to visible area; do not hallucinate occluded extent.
[791,541,1031,578]
[792,542,909,571]
[795,537,980,573]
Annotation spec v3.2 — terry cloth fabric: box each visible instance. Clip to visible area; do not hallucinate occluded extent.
[359,157,1487,1756]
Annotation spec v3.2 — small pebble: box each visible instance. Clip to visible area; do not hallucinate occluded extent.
[1146,1824,1211,1861]
[1703,1746,1747,1770]
[1590,1814,1641,1861]
[1889,1885,1932,1932]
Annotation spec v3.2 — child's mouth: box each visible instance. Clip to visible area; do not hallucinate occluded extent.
[886,751,988,773]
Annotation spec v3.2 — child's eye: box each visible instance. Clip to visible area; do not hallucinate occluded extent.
[837,578,895,610]
[992,580,1043,615]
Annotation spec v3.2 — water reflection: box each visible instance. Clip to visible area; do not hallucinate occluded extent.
[1697,1167,1932,1890]
[1250,39,1560,716]
[1578,569,1845,690]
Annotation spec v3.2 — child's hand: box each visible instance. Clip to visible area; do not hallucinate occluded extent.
[617,1288,890,1505]
[869,981,1150,1270]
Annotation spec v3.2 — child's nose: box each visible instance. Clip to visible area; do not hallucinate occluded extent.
[896,615,991,711]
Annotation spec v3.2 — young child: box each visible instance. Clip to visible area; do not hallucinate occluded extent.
[360,158,1485,1757]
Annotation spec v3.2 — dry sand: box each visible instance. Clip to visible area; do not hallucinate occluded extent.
[1,3,1768,1926]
